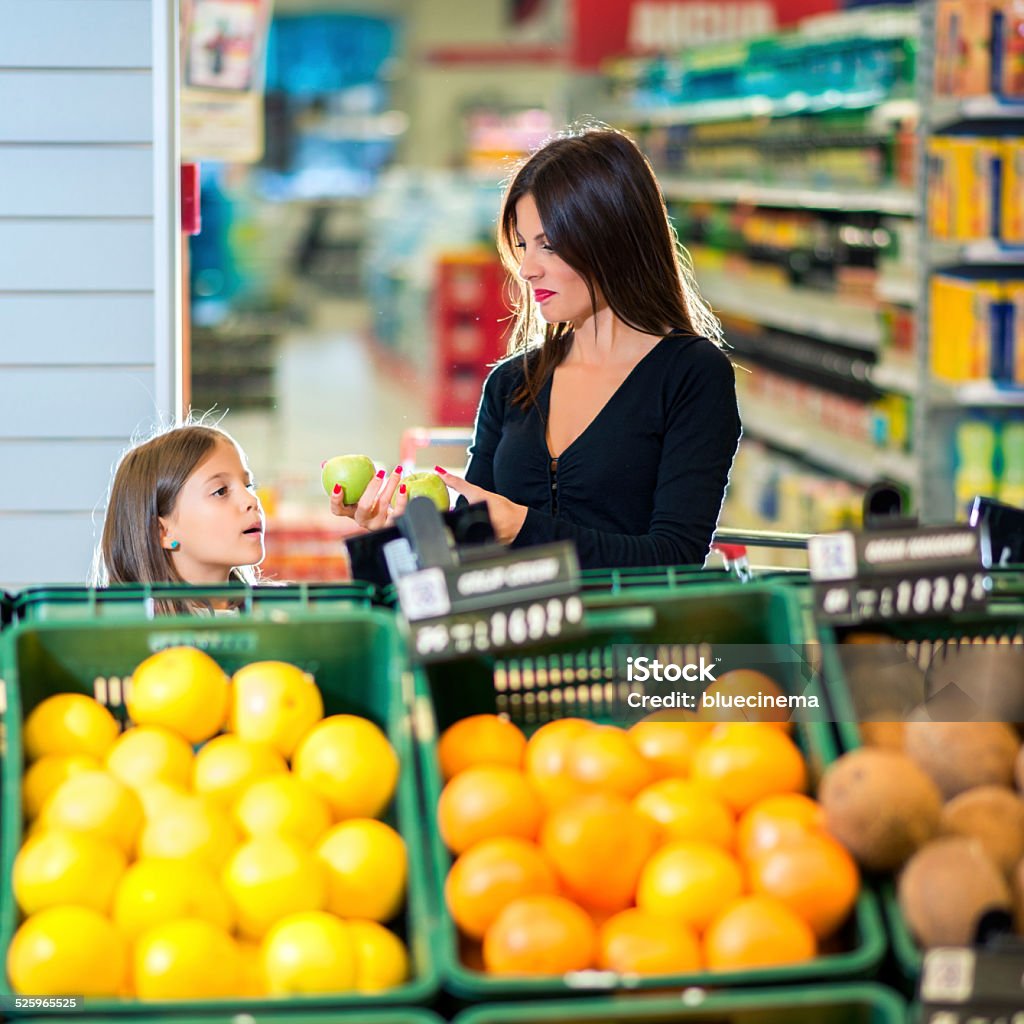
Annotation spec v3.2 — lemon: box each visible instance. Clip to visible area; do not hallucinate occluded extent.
[260,911,356,995]
[234,774,332,846]
[23,693,119,762]
[230,661,324,758]
[136,780,190,820]
[113,858,234,939]
[40,770,143,854]
[193,734,286,807]
[22,754,99,819]
[316,819,407,922]
[127,646,229,744]
[13,829,127,916]
[105,725,194,791]
[7,906,127,996]
[134,918,243,1000]
[223,835,327,940]
[138,794,238,870]
[237,941,266,996]
[349,919,410,992]
[293,715,399,819]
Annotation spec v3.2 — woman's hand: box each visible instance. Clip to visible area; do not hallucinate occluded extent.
[329,467,409,531]
[434,466,528,545]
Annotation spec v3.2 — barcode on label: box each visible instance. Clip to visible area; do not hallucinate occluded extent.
[397,568,451,621]
[808,532,857,581]
[921,947,976,1003]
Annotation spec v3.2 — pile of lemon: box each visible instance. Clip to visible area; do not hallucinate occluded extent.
[8,647,410,1000]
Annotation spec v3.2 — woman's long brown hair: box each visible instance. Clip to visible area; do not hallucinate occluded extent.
[497,125,722,408]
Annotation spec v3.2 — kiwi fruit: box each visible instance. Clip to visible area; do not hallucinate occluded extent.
[904,721,1019,799]
[924,645,1024,723]
[940,785,1024,876]
[898,837,1011,947]
[818,748,942,872]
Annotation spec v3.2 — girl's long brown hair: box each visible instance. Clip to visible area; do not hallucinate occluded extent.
[497,125,722,408]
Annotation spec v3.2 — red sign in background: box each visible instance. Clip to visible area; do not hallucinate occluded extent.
[571,0,840,69]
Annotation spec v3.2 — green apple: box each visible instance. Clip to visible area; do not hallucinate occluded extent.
[395,471,450,512]
[322,454,376,503]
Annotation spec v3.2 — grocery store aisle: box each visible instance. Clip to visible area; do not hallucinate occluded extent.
[217,298,432,511]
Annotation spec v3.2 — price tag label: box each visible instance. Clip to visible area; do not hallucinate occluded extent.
[920,945,1024,1020]
[809,525,991,625]
[396,543,584,662]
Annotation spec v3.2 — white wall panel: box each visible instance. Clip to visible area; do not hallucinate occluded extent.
[0,440,124,512]
[0,1,151,68]
[0,222,154,291]
[0,147,153,217]
[0,295,153,366]
[0,513,100,584]
[0,368,157,439]
[0,72,151,143]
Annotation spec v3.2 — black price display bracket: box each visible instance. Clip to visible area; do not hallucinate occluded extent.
[919,945,1024,1022]
[808,524,992,626]
[395,542,584,662]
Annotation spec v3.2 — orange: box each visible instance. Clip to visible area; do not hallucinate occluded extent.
[736,793,826,864]
[540,793,659,913]
[316,819,408,922]
[437,766,542,855]
[636,840,744,932]
[483,894,596,975]
[633,778,735,849]
[690,724,807,813]
[22,754,100,819]
[445,837,558,940]
[598,908,702,975]
[565,725,653,800]
[628,715,714,777]
[23,693,119,762]
[438,715,527,780]
[703,895,817,971]
[133,918,243,999]
[524,718,595,809]
[697,670,792,730]
[747,833,859,939]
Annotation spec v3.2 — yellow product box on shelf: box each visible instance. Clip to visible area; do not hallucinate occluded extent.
[930,273,1002,382]
[1001,138,1024,243]
[927,137,954,240]
[1003,281,1024,383]
[952,136,1002,241]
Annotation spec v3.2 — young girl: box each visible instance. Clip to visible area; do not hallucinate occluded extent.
[93,424,264,609]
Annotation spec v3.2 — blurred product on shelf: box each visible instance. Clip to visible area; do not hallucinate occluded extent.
[954,416,1024,516]
[934,0,1024,100]
[462,108,553,177]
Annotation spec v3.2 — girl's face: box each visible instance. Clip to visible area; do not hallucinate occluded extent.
[514,193,601,327]
[159,438,264,583]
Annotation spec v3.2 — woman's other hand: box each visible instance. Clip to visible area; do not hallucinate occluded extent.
[329,467,408,530]
[434,466,527,545]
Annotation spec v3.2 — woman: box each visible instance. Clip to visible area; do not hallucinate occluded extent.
[337,125,742,569]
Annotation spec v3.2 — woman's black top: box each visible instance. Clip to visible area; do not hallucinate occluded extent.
[464,330,743,569]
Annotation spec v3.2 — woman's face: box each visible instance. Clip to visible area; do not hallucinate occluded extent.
[514,193,598,327]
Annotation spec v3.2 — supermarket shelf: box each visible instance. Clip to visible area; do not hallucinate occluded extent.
[701,273,881,350]
[876,276,918,305]
[661,177,919,216]
[932,240,1024,265]
[930,381,1024,407]
[608,87,897,128]
[931,95,1024,128]
[869,359,918,395]
[739,393,917,487]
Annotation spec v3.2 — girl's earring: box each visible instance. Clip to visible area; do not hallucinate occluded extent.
[169,540,181,551]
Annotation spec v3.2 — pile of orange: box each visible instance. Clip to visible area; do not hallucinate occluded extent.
[438,709,859,977]
[9,649,410,1000]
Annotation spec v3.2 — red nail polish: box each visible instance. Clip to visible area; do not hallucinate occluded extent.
[377,469,386,479]
[320,460,326,469]
[395,465,403,475]
[400,484,407,495]
[434,465,447,475]
[333,484,342,495]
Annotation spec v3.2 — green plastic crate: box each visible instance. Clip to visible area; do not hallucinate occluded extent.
[11,581,377,624]
[817,601,1024,980]
[0,610,439,1014]
[21,1012,444,1024]
[453,983,907,1024]
[416,583,887,999]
